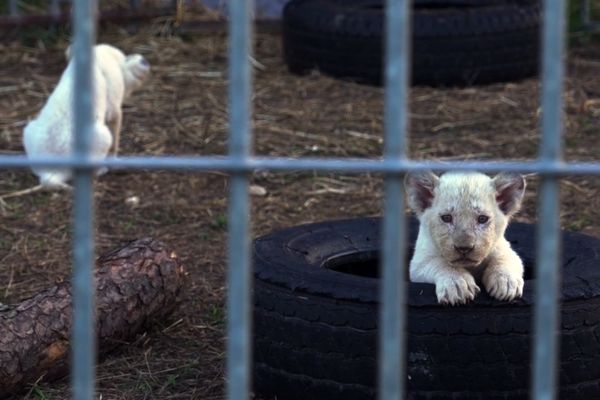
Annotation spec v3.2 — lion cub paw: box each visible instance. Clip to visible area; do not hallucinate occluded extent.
[435,270,481,305]
[483,268,524,301]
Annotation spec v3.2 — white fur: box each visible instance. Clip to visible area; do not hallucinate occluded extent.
[406,171,526,305]
[23,44,150,188]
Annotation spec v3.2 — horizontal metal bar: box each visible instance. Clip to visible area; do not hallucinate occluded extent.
[1,155,600,175]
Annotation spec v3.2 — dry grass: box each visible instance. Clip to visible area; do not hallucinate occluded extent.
[0,22,599,399]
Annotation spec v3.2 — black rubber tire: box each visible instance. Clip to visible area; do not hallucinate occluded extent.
[283,0,541,86]
[252,217,600,400]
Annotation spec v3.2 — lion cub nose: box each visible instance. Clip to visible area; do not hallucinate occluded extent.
[454,245,474,255]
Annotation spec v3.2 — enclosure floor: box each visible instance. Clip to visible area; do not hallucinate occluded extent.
[0,26,599,399]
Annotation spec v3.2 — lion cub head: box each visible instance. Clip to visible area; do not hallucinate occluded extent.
[406,171,526,268]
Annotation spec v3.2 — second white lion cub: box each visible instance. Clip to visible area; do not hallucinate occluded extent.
[23,44,150,188]
[405,171,526,305]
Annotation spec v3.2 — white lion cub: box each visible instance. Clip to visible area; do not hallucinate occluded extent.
[23,44,150,188]
[405,171,526,305]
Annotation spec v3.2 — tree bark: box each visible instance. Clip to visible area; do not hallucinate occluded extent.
[0,238,185,398]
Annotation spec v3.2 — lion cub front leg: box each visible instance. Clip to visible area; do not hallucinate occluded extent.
[410,258,480,305]
[108,110,122,157]
[482,238,524,301]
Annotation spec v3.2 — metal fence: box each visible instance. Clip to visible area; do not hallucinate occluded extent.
[1,0,600,399]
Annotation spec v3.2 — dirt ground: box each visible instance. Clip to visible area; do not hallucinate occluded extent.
[0,21,599,399]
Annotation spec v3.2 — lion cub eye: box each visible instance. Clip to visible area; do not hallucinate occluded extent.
[477,215,490,224]
[440,214,453,223]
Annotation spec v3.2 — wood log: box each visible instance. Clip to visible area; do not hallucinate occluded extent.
[0,238,185,398]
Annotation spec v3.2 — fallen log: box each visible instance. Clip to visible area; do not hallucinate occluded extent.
[0,238,185,398]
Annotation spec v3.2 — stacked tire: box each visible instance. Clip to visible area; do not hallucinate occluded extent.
[253,217,600,399]
[283,0,541,86]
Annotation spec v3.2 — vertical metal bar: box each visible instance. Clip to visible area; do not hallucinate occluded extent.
[581,0,590,27]
[378,0,411,399]
[50,0,61,18]
[71,0,97,399]
[130,0,141,11]
[9,0,18,17]
[532,0,565,399]
[226,0,253,400]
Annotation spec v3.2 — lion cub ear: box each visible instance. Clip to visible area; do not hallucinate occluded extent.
[493,173,526,216]
[405,171,439,214]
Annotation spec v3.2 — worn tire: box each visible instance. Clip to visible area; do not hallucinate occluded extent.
[253,217,600,399]
[283,0,540,86]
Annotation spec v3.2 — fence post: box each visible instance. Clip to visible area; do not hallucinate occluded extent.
[226,1,253,400]
[378,0,411,399]
[70,0,97,397]
[532,0,566,399]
